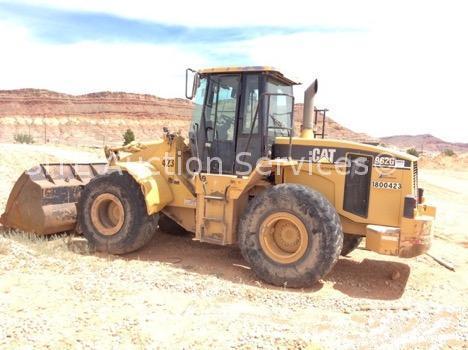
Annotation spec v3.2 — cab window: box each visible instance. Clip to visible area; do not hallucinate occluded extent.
[241,75,260,134]
[205,75,240,142]
[266,78,293,137]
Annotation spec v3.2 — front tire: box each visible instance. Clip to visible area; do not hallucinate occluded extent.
[238,184,343,288]
[78,172,159,254]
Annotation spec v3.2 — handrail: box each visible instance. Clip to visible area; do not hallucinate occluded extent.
[314,108,329,139]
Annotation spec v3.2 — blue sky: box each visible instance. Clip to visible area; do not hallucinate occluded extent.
[0,2,328,45]
[0,2,341,67]
[0,0,466,142]
[0,2,361,68]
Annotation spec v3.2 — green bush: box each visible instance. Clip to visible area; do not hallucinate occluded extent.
[14,133,34,144]
[442,148,455,157]
[406,147,419,157]
[122,129,135,146]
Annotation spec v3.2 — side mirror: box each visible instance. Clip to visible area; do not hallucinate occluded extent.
[185,68,199,100]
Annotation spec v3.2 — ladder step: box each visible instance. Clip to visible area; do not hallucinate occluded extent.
[203,217,224,223]
[204,195,225,201]
[200,235,225,245]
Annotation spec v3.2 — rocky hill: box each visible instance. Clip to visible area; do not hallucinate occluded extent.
[0,89,193,147]
[381,134,468,153]
[0,89,373,147]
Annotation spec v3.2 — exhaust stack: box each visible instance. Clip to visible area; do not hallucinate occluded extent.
[300,79,318,138]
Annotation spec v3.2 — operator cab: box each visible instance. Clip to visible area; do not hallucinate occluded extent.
[186,66,299,174]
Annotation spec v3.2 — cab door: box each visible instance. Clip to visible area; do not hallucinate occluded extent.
[235,74,263,174]
[201,74,241,173]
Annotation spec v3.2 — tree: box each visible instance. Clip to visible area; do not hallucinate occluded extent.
[442,148,455,157]
[406,147,419,157]
[122,129,135,146]
[14,133,34,144]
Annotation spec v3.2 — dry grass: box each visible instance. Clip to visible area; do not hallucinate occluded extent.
[0,238,10,255]
[0,230,103,265]
[2,230,69,253]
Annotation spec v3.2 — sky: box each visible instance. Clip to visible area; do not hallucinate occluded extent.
[0,0,466,142]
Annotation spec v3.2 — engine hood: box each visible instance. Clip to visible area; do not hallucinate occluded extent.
[273,137,418,166]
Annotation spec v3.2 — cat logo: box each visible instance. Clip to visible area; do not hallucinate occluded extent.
[308,148,337,163]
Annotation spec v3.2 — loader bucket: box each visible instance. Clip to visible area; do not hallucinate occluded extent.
[0,163,107,235]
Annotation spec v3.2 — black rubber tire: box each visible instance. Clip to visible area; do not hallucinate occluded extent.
[158,213,189,236]
[77,171,159,254]
[340,234,363,256]
[238,184,343,288]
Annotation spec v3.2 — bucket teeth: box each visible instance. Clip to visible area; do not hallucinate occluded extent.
[0,163,107,235]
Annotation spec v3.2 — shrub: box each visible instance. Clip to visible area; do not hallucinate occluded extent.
[122,129,135,146]
[442,148,455,157]
[406,147,419,157]
[14,133,34,144]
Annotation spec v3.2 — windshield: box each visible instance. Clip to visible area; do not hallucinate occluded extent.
[266,78,294,137]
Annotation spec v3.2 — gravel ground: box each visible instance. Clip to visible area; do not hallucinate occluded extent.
[0,232,466,349]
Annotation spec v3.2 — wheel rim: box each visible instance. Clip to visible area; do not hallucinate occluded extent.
[259,212,308,264]
[90,193,125,236]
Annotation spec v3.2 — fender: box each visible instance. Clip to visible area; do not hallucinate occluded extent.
[115,161,173,215]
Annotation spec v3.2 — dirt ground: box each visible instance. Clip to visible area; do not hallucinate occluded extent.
[0,144,466,349]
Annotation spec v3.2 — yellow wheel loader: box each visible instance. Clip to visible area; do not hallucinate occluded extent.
[1,66,436,288]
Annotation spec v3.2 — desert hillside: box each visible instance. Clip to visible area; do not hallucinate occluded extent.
[0,89,374,146]
[381,134,468,153]
[0,89,192,147]
[2,89,466,154]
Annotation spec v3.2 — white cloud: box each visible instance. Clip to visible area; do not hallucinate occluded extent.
[0,21,207,97]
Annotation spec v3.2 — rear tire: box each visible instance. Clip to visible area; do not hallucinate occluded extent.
[158,213,189,236]
[340,234,363,256]
[78,172,159,254]
[238,184,343,288]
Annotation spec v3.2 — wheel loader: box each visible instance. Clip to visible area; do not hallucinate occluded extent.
[0,66,436,288]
